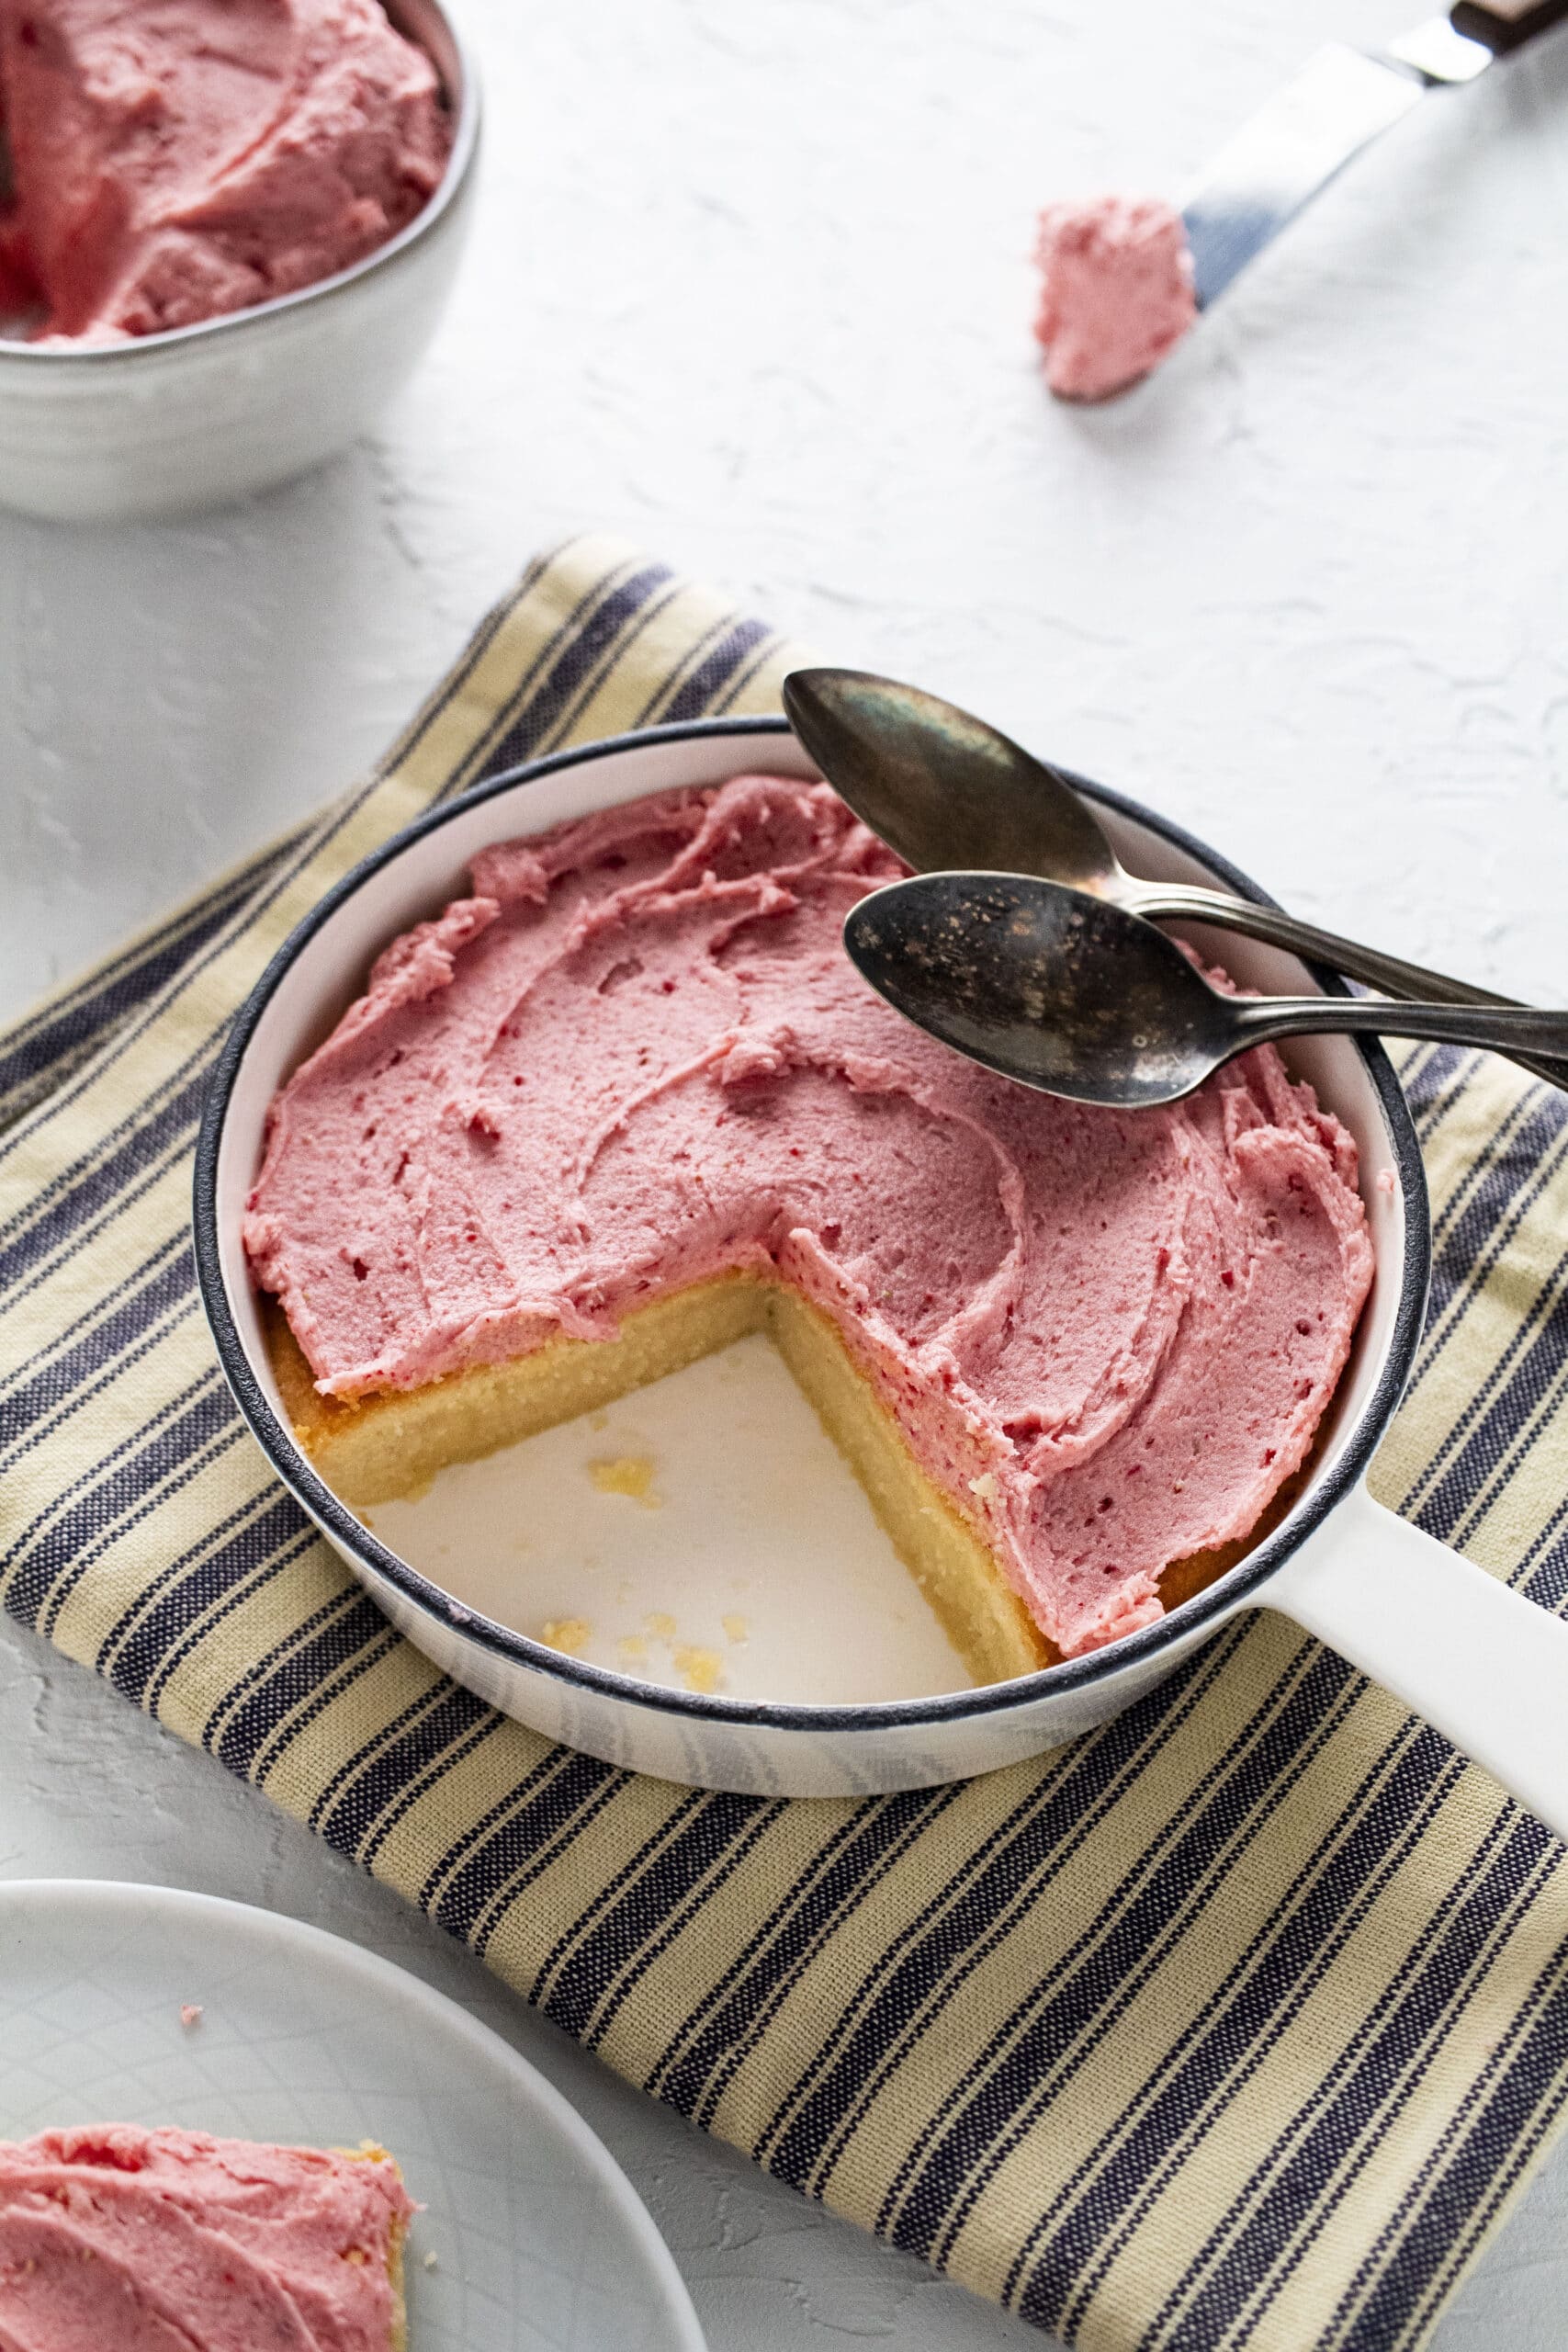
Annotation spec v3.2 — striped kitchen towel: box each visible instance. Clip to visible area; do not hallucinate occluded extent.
[3,533,1567,2352]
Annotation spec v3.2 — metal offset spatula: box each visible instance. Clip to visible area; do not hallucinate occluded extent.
[1182,0,1568,310]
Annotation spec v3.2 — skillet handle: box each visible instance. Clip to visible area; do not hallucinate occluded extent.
[1266,1480,1568,1841]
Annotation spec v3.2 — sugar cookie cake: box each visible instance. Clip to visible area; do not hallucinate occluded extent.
[245,775,1372,1677]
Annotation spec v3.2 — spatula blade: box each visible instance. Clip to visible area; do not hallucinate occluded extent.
[1180,44,1427,311]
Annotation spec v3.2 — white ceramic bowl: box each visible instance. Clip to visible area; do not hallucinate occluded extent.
[0,0,479,524]
[195,720,1568,1822]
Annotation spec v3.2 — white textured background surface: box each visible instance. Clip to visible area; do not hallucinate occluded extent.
[3,0,1567,2342]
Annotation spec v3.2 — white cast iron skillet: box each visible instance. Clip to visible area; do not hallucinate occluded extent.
[194,719,1568,1822]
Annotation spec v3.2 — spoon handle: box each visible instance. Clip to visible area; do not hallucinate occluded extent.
[1137,881,1568,1091]
[1233,993,1568,1075]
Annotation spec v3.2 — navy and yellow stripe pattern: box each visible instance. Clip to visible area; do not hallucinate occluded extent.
[1,536,1564,2350]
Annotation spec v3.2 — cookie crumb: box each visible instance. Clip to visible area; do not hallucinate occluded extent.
[589,1453,659,1506]
[674,1645,724,1695]
[645,1611,677,1641]
[541,1616,592,1657]
[722,1613,749,1645]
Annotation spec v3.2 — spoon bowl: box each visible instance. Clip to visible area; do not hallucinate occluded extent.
[846,872,1568,1110]
[847,871,1225,1108]
[783,667,1117,890]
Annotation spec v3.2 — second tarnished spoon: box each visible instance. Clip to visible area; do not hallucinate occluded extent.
[783,665,1568,1093]
[845,874,1568,1113]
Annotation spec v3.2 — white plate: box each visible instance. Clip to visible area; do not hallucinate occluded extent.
[0,1880,705,2352]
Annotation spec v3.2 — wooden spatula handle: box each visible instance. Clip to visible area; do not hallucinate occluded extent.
[1451,0,1568,51]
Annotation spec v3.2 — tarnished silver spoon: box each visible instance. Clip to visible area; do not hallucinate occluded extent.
[784,666,1568,1093]
[844,873,1568,1112]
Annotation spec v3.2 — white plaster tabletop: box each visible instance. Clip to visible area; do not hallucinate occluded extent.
[2,2,1565,2343]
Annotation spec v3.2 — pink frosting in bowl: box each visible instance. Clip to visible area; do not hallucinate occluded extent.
[0,0,453,346]
[0,2125,412,2350]
[245,775,1373,1665]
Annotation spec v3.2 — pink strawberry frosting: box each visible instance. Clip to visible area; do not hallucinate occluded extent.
[1033,194,1197,401]
[0,2125,412,2350]
[245,776,1373,1661]
[0,0,451,345]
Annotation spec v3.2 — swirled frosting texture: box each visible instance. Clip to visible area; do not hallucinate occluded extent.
[0,2125,411,2350]
[246,776,1373,1659]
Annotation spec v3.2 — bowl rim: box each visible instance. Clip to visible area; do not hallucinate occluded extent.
[193,714,1432,1736]
[0,0,480,366]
